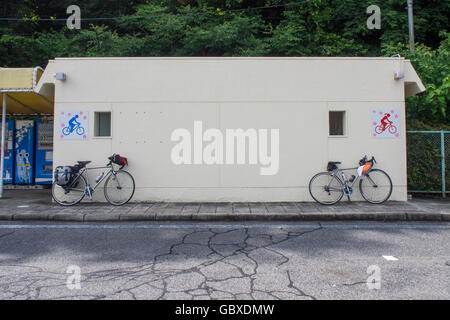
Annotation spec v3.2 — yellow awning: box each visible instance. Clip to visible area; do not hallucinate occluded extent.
[0,67,54,115]
[0,67,42,90]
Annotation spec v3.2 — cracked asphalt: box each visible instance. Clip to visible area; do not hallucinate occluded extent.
[0,221,449,300]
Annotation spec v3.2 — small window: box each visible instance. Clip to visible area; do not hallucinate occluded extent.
[329,111,345,136]
[94,112,111,137]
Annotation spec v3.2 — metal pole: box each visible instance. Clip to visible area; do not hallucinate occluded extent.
[0,93,6,198]
[441,130,446,198]
[407,0,415,52]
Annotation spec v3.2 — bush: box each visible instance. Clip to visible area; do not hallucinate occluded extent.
[407,133,445,192]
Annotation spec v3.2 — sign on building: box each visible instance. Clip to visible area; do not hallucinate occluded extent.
[59,111,88,140]
[371,109,401,138]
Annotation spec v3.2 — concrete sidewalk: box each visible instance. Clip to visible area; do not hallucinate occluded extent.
[0,189,448,222]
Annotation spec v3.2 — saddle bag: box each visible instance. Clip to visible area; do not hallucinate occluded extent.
[327,162,338,172]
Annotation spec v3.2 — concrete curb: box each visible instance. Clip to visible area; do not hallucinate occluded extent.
[1,210,449,222]
[1,191,449,223]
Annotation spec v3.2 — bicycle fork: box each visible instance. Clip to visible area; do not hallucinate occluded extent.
[111,172,123,190]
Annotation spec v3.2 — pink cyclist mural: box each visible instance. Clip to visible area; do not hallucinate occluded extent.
[371,109,401,138]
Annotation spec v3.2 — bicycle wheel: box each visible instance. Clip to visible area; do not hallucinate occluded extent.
[388,125,397,134]
[375,125,383,134]
[104,170,135,206]
[62,127,71,135]
[359,169,393,204]
[309,172,344,205]
[52,175,87,206]
[76,126,85,135]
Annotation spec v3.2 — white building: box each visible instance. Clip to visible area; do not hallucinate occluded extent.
[35,57,425,202]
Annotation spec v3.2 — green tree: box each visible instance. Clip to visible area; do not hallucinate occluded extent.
[382,32,450,128]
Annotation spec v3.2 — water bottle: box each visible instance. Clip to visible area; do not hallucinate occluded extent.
[95,172,105,183]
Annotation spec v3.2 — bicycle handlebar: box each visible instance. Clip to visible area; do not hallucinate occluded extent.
[107,154,126,170]
[106,155,113,167]
[359,155,376,166]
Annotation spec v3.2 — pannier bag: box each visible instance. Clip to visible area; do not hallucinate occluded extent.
[112,154,128,167]
[54,166,75,186]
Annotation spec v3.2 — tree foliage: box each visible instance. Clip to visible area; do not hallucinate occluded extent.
[382,32,450,127]
[0,0,449,127]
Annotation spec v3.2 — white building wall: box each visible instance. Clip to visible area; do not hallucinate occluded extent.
[43,57,422,202]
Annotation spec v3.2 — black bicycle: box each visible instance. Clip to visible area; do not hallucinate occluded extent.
[308,156,393,205]
[52,154,135,206]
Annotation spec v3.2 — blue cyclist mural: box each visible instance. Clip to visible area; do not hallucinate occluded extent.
[60,111,88,140]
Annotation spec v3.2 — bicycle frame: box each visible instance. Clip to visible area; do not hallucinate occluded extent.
[67,165,120,200]
[328,167,373,199]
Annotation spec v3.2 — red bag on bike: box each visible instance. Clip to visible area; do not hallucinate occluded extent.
[112,154,128,166]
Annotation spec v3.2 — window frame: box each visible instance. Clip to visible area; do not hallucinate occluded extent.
[93,111,112,139]
[328,110,347,138]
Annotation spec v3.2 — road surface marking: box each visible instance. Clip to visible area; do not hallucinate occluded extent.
[382,255,399,261]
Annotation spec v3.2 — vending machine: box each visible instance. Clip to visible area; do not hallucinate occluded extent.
[0,120,15,184]
[14,120,35,184]
[35,120,53,184]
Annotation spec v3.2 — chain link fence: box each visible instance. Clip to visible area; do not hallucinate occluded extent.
[407,131,449,197]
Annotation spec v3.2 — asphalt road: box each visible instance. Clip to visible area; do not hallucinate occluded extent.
[0,221,449,300]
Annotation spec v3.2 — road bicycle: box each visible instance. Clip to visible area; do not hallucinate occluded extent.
[375,122,397,135]
[308,156,393,205]
[52,155,135,206]
[62,123,85,136]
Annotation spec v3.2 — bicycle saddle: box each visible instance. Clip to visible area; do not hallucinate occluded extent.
[329,161,341,165]
[76,160,91,167]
